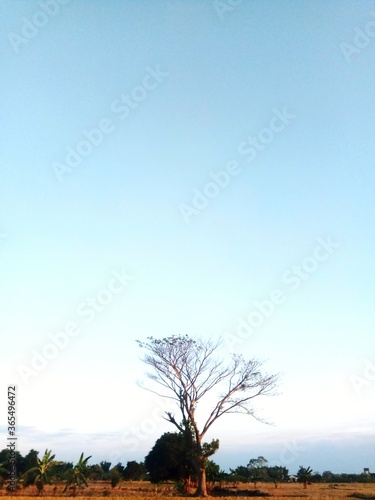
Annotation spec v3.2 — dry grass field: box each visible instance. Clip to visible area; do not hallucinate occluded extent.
[2,481,375,500]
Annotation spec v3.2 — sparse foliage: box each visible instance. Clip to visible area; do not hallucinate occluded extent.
[137,335,279,496]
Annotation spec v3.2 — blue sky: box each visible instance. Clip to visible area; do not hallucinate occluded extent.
[0,0,374,474]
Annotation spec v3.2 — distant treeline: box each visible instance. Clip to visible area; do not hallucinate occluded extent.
[0,447,374,491]
[228,464,375,484]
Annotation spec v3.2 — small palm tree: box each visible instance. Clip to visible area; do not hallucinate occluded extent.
[297,465,313,489]
[63,453,91,497]
[24,449,59,495]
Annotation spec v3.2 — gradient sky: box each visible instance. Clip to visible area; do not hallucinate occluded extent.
[1,0,374,474]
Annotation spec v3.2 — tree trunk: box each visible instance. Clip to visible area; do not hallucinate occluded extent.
[185,476,192,494]
[195,466,208,497]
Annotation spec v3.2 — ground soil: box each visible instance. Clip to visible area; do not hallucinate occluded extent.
[2,480,375,500]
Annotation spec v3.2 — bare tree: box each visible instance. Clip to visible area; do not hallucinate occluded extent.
[137,335,279,497]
